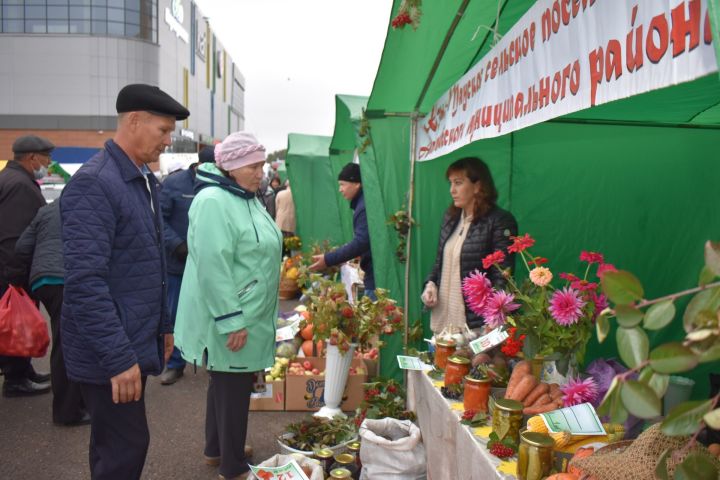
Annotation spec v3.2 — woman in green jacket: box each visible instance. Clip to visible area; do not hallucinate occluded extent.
[175,132,282,480]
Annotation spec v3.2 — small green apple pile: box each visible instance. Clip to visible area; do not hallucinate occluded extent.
[265,357,290,382]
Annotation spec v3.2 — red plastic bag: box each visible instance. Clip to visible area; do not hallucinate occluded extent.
[0,286,50,357]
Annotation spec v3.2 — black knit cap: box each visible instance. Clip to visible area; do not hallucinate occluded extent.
[338,162,361,183]
[116,84,190,120]
[198,146,215,163]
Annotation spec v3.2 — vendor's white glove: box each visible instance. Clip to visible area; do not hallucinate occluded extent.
[421,281,438,308]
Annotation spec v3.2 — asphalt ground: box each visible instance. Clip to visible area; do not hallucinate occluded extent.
[0,299,316,480]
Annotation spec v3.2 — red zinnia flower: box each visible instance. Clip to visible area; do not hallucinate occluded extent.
[508,233,535,253]
[571,280,598,292]
[597,263,617,277]
[580,251,604,264]
[529,257,548,266]
[559,272,580,283]
[482,250,506,269]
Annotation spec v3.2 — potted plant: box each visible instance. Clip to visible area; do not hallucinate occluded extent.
[278,416,357,455]
[462,233,610,379]
[299,276,404,418]
[354,378,416,428]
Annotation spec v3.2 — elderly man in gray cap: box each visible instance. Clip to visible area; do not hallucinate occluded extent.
[61,84,188,480]
[0,134,54,397]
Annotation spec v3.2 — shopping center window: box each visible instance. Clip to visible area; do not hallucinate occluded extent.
[0,0,156,42]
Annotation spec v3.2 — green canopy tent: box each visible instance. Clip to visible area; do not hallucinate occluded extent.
[362,0,720,399]
[286,134,346,250]
[275,160,288,184]
[329,95,369,244]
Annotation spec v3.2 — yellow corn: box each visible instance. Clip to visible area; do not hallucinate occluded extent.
[527,415,549,434]
[550,431,574,448]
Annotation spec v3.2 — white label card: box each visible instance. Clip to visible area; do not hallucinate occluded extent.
[397,355,433,371]
[248,459,310,480]
[540,402,607,436]
[469,328,509,354]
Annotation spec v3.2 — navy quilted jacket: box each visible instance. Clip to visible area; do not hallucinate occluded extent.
[60,140,170,384]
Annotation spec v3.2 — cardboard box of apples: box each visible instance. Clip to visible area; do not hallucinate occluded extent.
[285,356,368,412]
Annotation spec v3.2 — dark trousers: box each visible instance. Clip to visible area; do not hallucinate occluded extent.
[80,378,149,480]
[165,274,186,370]
[0,283,32,383]
[205,371,254,478]
[33,284,85,423]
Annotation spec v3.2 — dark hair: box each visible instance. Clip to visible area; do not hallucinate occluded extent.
[270,176,281,186]
[446,157,498,220]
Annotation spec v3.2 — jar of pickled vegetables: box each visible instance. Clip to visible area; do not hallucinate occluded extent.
[313,448,334,474]
[331,453,358,479]
[463,376,491,413]
[444,355,471,387]
[347,440,362,469]
[517,431,554,480]
[492,398,524,445]
[434,339,456,370]
[329,468,352,479]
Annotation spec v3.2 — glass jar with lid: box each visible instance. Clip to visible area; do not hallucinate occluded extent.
[330,453,359,479]
[463,375,491,413]
[434,339,456,370]
[517,431,554,480]
[313,448,334,474]
[444,355,471,387]
[492,398,524,445]
[346,440,362,469]
[329,468,352,480]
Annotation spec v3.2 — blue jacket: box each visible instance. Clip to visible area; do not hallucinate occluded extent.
[160,167,196,275]
[324,190,374,290]
[60,140,170,384]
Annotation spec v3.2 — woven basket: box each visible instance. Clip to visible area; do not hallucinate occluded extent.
[279,277,300,300]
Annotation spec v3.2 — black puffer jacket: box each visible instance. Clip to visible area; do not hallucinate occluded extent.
[15,201,64,286]
[426,205,518,329]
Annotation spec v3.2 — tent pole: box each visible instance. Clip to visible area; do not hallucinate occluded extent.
[403,113,419,351]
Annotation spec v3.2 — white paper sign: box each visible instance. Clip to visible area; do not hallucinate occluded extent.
[275,314,302,342]
[341,264,362,304]
[397,355,434,371]
[469,328,509,354]
[540,402,606,436]
[416,0,718,161]
[250,383,273,399]
[249,459,310,480]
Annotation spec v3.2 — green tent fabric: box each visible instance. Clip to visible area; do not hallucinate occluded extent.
[285,134,346,250]
[362,0,720,397]
[329,95,368,244]
[276,160,288,184]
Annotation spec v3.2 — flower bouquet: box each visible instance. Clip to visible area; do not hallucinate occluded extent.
[462,233,613,375]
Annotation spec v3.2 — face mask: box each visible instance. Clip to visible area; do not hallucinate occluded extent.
[33,165,48,180]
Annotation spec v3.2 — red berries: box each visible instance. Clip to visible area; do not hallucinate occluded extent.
[391,12,412,29]
[340,306,354,318]
[489,444,515,459]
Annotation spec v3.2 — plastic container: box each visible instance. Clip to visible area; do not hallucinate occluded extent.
[663,376,695,415]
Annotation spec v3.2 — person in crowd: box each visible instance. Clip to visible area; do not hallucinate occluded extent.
[309,163,375,298]
[257,175,278,219]
[421,157,518,334]
[269,175,283,192]
[15,201,88,424]
[0,134,53,397]
[60,84,186,480]
[158,145,215,386]
[175,132,281,480]
[275,179,296,256]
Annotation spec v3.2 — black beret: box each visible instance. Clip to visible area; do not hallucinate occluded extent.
[198,146,215,163]
[116,84,190,120]
[338,162,361,183]
[12,135,55,154]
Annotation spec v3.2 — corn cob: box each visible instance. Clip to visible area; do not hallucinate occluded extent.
[527,415,549,434]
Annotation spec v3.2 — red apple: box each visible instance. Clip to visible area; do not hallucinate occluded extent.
[303,361,312,371]
[311,368,320,375]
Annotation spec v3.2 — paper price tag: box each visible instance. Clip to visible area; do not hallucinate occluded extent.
[397,355,433,371]
[540,402,606,435]
[249,459,310,480]
[469,328,509,354]
[276,317,302,342]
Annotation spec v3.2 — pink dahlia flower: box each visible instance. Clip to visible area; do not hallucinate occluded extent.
[462,270,493,316]
[549,287,586,326]
[481,290,520,328]
[561,376,599,407]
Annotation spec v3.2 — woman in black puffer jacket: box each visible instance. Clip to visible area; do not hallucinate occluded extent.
[421,157,518,333]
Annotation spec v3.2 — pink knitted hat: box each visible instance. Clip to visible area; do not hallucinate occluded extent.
[214,132,266,171]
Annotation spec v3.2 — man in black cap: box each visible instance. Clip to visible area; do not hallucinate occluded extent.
[0,134,54,397]
[309,162,376,298]
[60,83,189,480]
[157,145,215,386]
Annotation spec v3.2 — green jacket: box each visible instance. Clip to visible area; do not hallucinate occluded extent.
[175,163,282,373]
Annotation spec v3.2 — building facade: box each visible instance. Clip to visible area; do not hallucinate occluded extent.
[0,0,245,160]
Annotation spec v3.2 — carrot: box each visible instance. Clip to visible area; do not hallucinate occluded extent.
[505,361,532,398]
[548,383,561,396]
[523,402,557,415]
[530,393,552,408]
[545,474,580,480]
[522,382,549,407]
[508,374,538,402]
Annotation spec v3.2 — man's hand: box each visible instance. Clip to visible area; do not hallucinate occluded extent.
[421,282,438,308]
[226,329,248,352]
[309,254,327,272]
[164,333,174,364]
[110,363,142,404]
[173,241,188,261]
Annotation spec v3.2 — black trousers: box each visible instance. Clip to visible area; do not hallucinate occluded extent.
[205,371,255,478]
[80,378,149,480]
[33,284,85,423]
[0,283,32,382]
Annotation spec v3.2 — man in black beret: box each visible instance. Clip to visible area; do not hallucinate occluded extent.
[60,84,188,479]
[0,134,55,397]
[309,162,376,299]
